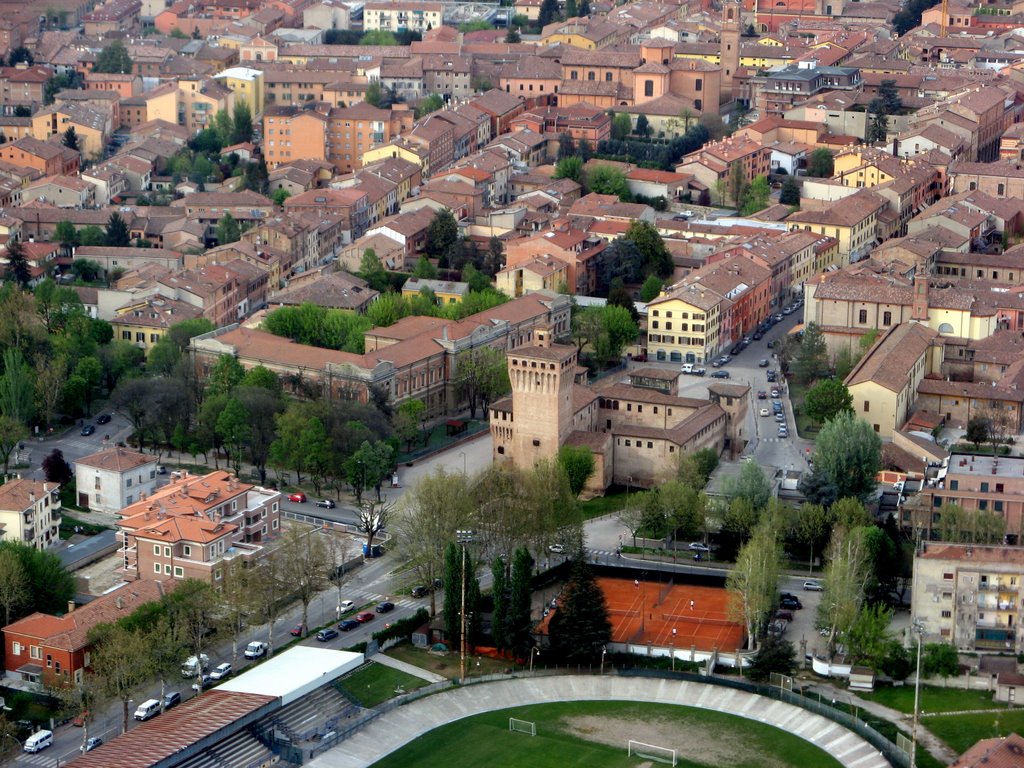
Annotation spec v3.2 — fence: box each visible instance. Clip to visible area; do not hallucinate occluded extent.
[303,667,907,767]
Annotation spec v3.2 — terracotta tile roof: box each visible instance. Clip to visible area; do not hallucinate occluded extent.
[2,581,171,651]
[846,322,938,393]
[0,478,56,512]
[76,447,157,472]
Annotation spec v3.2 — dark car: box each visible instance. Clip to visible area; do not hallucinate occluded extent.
[775,610,794,621]
[376,601,395,613]
[191,674,213,691]
[758,359,769,367]
[710,371,730,379]
[315,499,336,509]
[729,344,742,356]
[780,595,803,610]
[339,619,359,631]
[411,585,430,598]
[757,390,767,399]
[96,414,111,425]
[356,612,375,623]
[163,692,181,710]
[316,628,339,642]
[752,331,763,340]
[80,424,95,436]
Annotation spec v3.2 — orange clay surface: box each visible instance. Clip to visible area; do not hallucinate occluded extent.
[598,576,745,652]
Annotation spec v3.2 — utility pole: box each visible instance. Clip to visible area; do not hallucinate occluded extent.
[911,619,925,768]
[457,529,475,684]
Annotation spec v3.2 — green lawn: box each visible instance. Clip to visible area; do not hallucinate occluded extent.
[924,709,1024,755]
[580,489,630,521]
[336,662,428,708]
[859,686,997,715]
[370,701,846,768]
[384,644,511,679]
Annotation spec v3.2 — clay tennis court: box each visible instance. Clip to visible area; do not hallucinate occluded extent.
[599,576,745,652]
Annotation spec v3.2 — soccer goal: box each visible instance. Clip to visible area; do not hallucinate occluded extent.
[509,717,536,736]
[628,739,677,766]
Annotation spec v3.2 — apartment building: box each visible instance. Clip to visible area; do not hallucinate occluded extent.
[0,479,61,551]
[74,446,160,515]
[116,470,281,584]
[912,542,1024,653]
[363,1,443,33]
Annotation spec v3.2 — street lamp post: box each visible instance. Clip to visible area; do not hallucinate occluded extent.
[458,451,466,475]
[530,647,539,672]
[456,529,475,684]
[601,647,607,675]
[911,620,925,768]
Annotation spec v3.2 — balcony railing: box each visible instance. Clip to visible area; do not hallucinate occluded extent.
[979,582,1018,593]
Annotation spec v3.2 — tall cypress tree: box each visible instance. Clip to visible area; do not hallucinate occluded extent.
[4,237,31,288]
[548,559,611,663]
[443,542,461,648]
[104,212,130,247]
[491,556,508,651]
[506,546,534,655]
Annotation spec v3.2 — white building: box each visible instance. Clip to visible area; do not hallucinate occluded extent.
[74,447,159,515]
[0,479,62,550]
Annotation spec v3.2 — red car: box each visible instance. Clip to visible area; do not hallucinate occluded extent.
[290,623,305,636]
[356,612,375,623]
[288,492,307,503]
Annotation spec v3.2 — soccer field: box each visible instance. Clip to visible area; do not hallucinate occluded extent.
[369,700,848,768]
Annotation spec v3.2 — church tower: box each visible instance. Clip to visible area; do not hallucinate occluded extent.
[721,0,741,100]
[508,328,578,471]
[911,264,930,322]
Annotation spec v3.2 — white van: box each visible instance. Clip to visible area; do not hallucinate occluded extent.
[23,730,53,753]
[134,699,162,721]
[681,363,694,374]
[181,653,210,677]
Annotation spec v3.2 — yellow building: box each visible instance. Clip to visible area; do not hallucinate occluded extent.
[31,103,108,159]
[845,322,939,438]
[362,140,429,176]
[213,67,264,116]
[495,255,569,297]
[120,82,178,129]
[832,147,900,188]
[111,297,204,354]
[786,189,886,265]
[401,277,469,304]
[646,284,725,364]
[177,77,235,134]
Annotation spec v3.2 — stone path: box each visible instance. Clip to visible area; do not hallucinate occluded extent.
[371,653,446,684]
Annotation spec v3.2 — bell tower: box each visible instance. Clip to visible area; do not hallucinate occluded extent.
[508,334,578,470]
[721,0,741,100]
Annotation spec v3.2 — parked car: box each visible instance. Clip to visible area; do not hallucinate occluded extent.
[729,344,742,356]
[758,359,769,367]
[339,619,359,632]
[753,331,763,340]
[80,424,95,436]
[339,599,355,612]
[688,542,710,552]
[759,408,770,417]
[315,498,336,509]
[780,595,802,610]
[376,601,395,613]
[96,414,111,425]
[81,737,103,753]
[290,623,305,637]
[356,612,375,623]
[548,543,565,554]
[710,371,730,379]
[775,610,794,622]
[244,641,267,660]
[210,663,232,681]
[771,389,780,398]
[777,428,789,438]
[803,580,824,591]
[163,692,181,710]
[775,413,786,423]
[691,367,706,376]
[316,628,339,642]
[411,585,430,598]
[774,313,784,322]
[288,492,307,503]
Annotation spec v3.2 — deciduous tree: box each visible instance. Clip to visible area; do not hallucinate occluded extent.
[727,518,782,650]
[280,525,331,638]
[804,379,853,424]
[558,445,595,498]
[812,412,881,503]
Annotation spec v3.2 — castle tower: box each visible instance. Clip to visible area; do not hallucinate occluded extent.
[508,333,578,471]
[721,0,741,99]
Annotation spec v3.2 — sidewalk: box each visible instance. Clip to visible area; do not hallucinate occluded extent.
[805,681,958,765]
[371,653,446,683]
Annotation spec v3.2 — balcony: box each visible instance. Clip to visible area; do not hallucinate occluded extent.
[979,581,1018,593]
[22,527,34,542]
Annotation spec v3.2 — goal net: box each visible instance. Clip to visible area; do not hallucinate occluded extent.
[628,739,677,766]
[509,717,536,736]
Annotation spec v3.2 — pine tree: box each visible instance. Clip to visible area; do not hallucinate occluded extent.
[491,556,508,650]
[538,0,560,27]
[4,237,31,288]
[104,212,130,247]
[548,559,611,662]
[62,126,79,151]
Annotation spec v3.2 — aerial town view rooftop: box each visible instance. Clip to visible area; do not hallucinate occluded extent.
[0,0,1023,764]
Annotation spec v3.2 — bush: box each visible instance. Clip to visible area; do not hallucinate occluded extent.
[372,608,429,644]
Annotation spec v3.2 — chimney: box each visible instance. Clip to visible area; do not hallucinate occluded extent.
[67,600,75,614]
